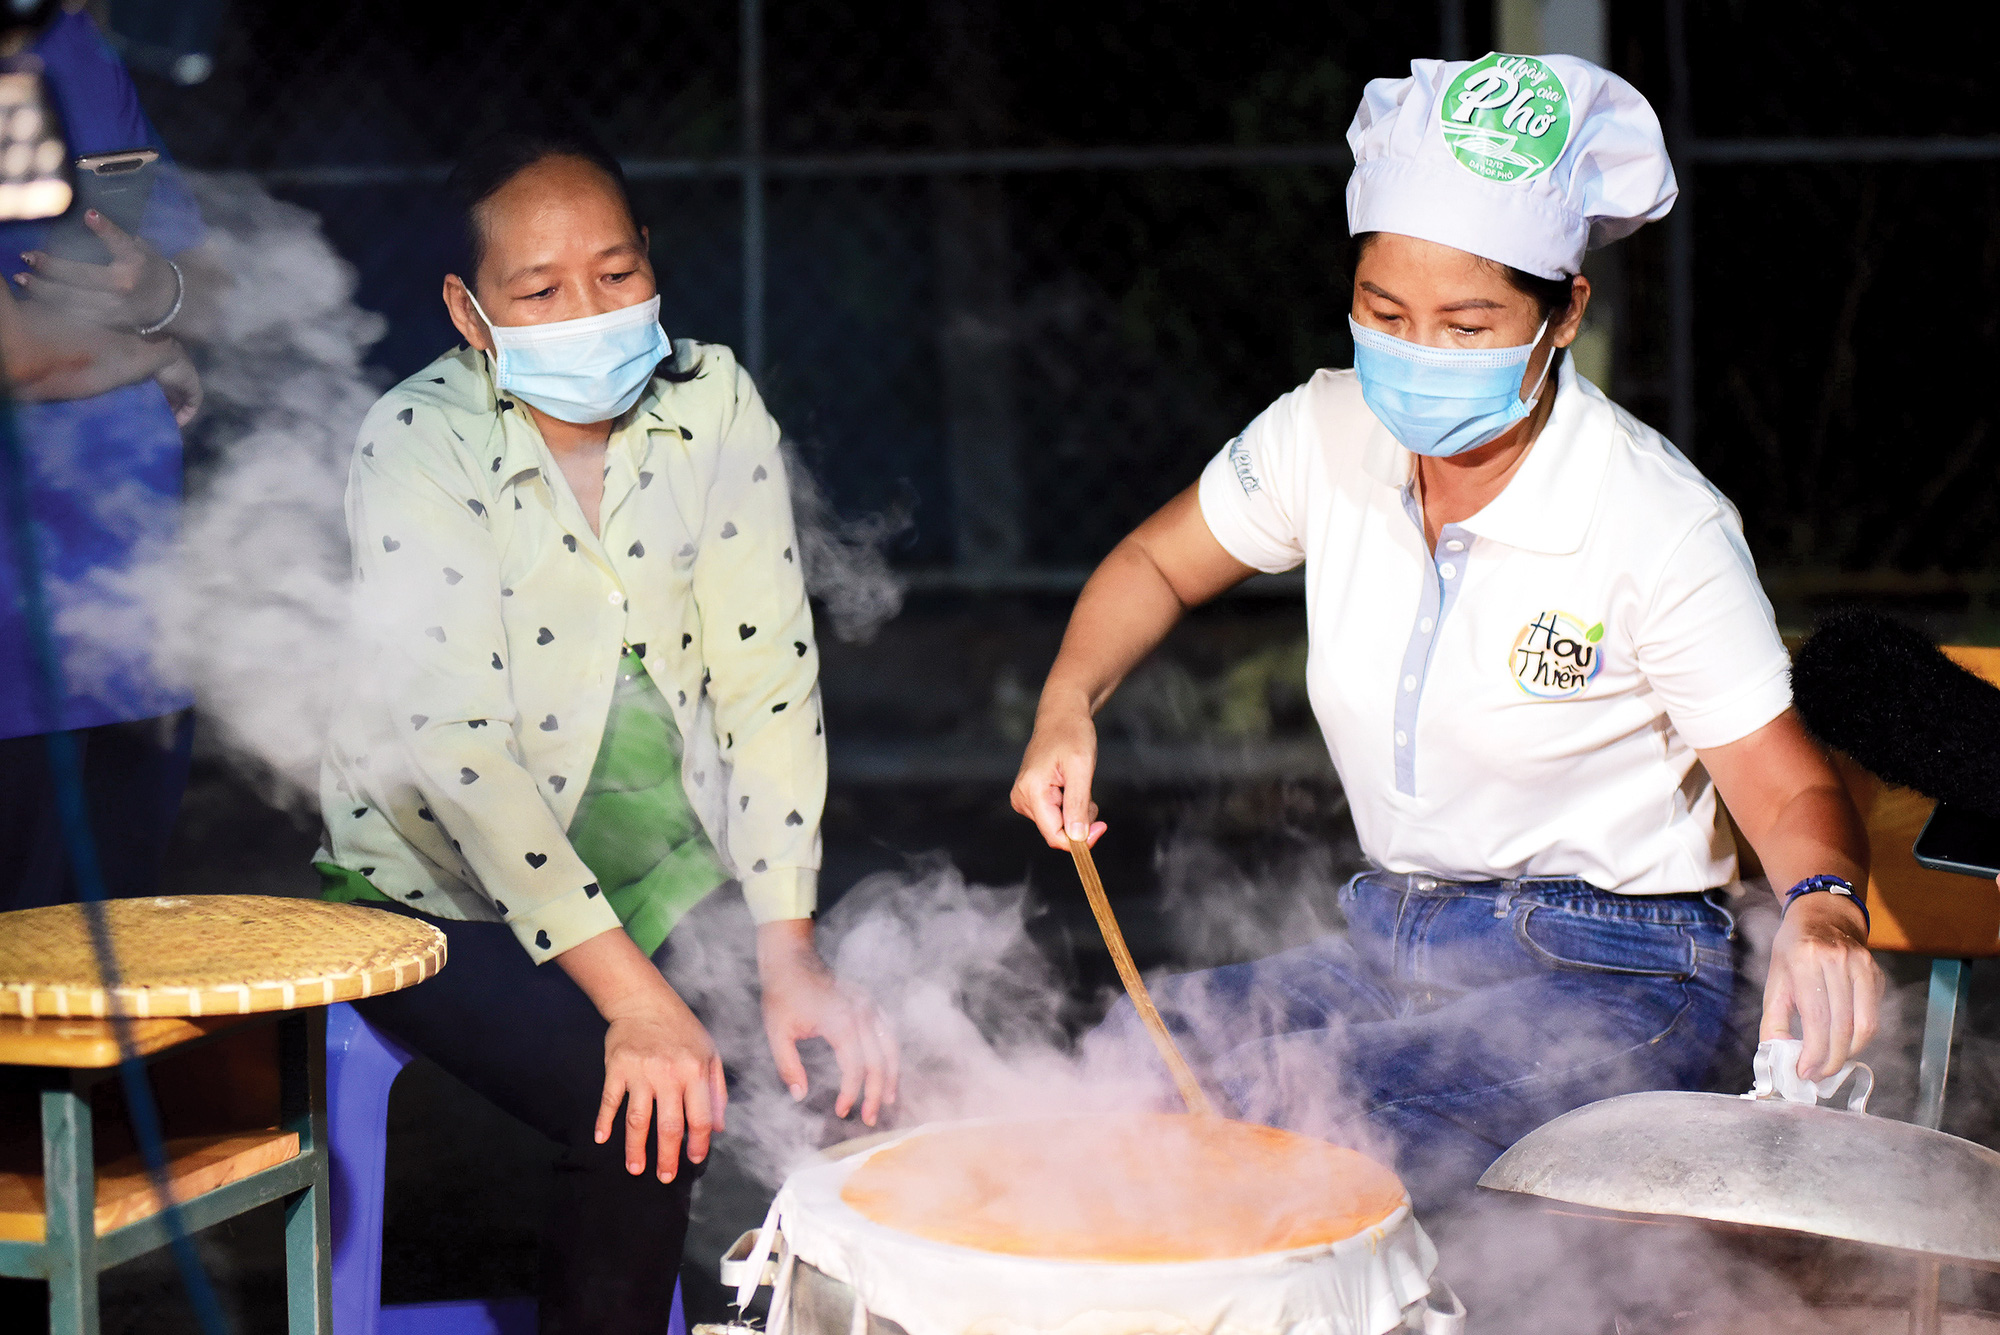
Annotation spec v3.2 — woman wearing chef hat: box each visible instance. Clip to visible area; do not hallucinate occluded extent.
[1013,52,1884,1210]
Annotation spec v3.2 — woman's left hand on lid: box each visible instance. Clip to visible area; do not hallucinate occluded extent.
[17,209,180,331]
[757,918,899,1126]
[1703,711,1887,1080]
[1761,889,1883,1081]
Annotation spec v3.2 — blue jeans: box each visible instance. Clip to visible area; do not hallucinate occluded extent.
[1090,871,1737,1215]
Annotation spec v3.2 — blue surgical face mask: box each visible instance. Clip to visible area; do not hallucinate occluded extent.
[468,291,672,425]
[1348,315,1553,458]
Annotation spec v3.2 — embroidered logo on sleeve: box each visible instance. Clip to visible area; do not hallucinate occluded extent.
[1440,53,1573,184]
[1226,434,1260,494]
[1511,610,1603,699]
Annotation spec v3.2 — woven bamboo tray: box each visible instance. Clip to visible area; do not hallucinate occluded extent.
[0,896,446,1019]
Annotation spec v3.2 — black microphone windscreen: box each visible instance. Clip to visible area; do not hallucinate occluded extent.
[1791,610,2000,817]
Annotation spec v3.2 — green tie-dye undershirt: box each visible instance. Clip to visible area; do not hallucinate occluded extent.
[320,647,728,956]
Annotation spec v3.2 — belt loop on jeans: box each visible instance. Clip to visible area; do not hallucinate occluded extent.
[1705,887,1741,940]
[1492,891,1514,919]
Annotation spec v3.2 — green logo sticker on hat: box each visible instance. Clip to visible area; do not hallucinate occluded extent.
[1440,52,1573,183]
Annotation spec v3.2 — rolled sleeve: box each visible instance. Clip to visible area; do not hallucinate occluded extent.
[349,401,622,960]
[691,359,826,917]
[1635,512,1793,751]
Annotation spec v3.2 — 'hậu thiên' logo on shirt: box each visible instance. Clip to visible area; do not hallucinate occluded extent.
[1440,52,1573,184]
[1512,610,1603,699]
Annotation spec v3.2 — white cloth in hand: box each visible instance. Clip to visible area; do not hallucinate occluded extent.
[1744,1037,1873,1111]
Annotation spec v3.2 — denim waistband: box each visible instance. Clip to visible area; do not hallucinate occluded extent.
[1352,869,1737,932]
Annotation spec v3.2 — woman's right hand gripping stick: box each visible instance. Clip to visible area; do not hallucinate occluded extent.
[1012,689,1107,851]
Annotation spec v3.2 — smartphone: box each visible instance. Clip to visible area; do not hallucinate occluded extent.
[40,148,160,264]
[1912,802,2000,879]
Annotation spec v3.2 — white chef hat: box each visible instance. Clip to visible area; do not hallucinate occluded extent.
[1345,52,1677,280]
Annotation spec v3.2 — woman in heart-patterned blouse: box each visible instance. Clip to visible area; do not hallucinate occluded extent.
[313,125,895,1333]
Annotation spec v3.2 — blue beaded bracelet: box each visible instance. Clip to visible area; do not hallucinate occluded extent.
[1782,874,1870,934]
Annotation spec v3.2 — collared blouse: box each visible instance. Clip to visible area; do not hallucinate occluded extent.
[1198,358,1791,895]
[317,341,824,961]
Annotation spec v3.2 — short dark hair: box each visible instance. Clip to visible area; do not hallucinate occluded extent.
[1352,231,1578,322]
[445,124,636,282]
[446,125,698,381]
[1490,263,1578,323]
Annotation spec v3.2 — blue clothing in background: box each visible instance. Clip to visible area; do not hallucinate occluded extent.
[0,9,204,739]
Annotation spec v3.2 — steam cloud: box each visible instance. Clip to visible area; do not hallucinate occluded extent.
[664,838,1387,1190]
[667,846,1948,1332]
[783,439,907,645]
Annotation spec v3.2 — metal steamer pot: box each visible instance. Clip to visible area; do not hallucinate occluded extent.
[721,1132,1470,1335]
[722,1134,912,1335]
[1478,1089,2000,1333]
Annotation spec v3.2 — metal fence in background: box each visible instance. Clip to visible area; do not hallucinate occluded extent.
[125,0,2000,597]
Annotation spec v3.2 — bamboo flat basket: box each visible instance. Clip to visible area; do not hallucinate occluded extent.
[0,896,446,1020]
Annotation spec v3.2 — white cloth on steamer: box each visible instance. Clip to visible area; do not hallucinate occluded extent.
[757,1123,1439,1335]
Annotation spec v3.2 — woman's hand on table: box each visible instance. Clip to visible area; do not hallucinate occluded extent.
[1012,692,1107,850]
[17,211,180,331]
[758,919,898,1126]
[1761,890,1884,1080]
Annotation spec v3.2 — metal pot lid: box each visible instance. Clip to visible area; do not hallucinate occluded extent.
[1477,1090,2000,1266]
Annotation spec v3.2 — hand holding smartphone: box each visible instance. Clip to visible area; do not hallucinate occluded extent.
[19,148,182,334]
[42,148,159,264]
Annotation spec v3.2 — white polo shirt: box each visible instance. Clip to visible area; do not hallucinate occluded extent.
[1198,359,1790,895]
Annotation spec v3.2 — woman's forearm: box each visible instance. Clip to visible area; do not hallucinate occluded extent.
[1040,485,1256,721]
[1040,538,1194,720]
[1015,485,1254,847]
[1750,781,1868,899]
[0,288,182,402]
[1700,710,1869,900]
[557,926,682,1020]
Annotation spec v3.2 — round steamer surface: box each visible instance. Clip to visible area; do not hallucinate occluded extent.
[0,896,446,1018]
[840,1114,1407,1263]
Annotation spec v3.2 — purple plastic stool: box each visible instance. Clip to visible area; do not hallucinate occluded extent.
[327,1001,688,1335]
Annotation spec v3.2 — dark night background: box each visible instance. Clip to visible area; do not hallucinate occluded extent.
[122,1,2000,581]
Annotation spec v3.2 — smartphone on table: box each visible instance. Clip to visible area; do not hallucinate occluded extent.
[1912,802,2000,879]
[40,148,160,264]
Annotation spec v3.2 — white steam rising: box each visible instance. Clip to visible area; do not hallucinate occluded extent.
[164,175,386,798]
[47,173,376,801]
[783,440,906,645]
[667,857,1135,1188]
[664,844,1390,1190]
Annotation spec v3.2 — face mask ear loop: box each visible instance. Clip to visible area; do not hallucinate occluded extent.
[461,285,499,349]
[1517,317,1555,410]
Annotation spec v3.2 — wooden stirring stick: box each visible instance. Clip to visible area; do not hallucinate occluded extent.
[1068,836,1216,1117]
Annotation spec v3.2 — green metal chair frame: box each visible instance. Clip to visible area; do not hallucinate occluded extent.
[0,1009,331,1334]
